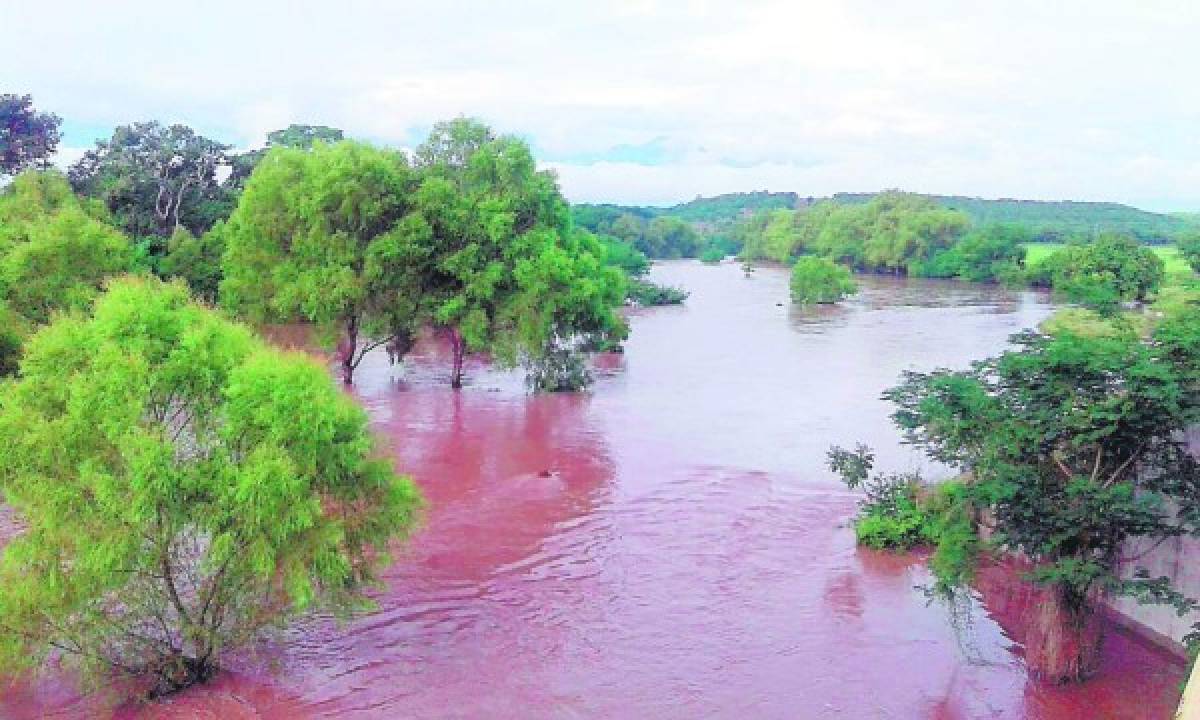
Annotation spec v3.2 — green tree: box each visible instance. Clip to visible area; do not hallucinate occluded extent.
[952,223,1030,282]
[68,122,230,242]
[1043,233,1165,311]
[1178,230,1200,273]
[0,171,135,325]
[413,118,624,388]
[640,215,700,258]
[0,94,61,176]
[883,318,1200,682]
[0,278,421,695]
[159,224,226,304]
[789,256,857,304]
[220,141,421,385]
[267,124,344,149]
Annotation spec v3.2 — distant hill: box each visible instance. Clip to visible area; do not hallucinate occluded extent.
[575,190,1188,244]
[834,192,1187,243]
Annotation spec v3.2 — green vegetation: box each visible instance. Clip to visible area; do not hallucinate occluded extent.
[1173,230,1200,273]
[699,246,724,264]
[219,140,421,385]
[0,278,422,695]
[860,303,1200,683]
[789,256,857,304]
[628,278,688,306]
[834,191,1188,244]
[1026,233,1165,312]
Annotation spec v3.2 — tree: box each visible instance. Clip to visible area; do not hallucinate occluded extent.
[0,94,61,176]
[884,318,1200,682]
[220,141,420,385]
[1178,230,1200,274]
[1041,233,1164,311]
[0,278,421,695]
[69,122,230,242]
[952,223,1030,282]
[640,216,700,258]
[267,124,345,149]
[789,256,857,304]
[413,118,624,388]
[158,224,225,304]
[0,171,135,325]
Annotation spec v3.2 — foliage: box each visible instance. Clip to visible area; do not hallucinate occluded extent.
[0,278,422,695]
[627,278,688,306]
[789,256,856,304]
[640,216,701,258]
[524,340,592,392]
[158,225,226,304]
[411,118,626,387]
[0,301,25,377]
[219,141,420,384]
[946,223,1030,282]
[699,246,725,263]
[1031,233,1164,311]
[68,121,231,243]
[266,124,344,149]
[883,320,1200,677]
[827,444,939,550]
[835,191,1188,244]
[1178,230,1200,273]
[0,94,61,176]
[599,236,650,278]
[0,172,135,325]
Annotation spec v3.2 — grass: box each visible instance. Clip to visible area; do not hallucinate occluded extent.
[1024,243,1194,280]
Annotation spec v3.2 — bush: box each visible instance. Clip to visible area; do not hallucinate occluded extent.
[790,256,856,304]
[628,278,688,305]
[525,342,592,392]
[699,246,725,264]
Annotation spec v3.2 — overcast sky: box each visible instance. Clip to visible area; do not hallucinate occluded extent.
[4,1,1199,210]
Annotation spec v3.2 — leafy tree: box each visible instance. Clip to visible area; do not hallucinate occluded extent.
[412,118,624,388]
[951,223,1030,282]
[1040,233,1164,311]
[0,94,61,176]
[883,319,1200,682]
[220,141,421,384]
[69,122,230,242]
[700,246,724,263]
[1178,230,1200,273]
[0,171,135,325]
[599,236,650,278]
[266,124,344,149]
[0,278,421,695]
[789,256,857,304]
[640,216,700,258]
[158,224,226,304]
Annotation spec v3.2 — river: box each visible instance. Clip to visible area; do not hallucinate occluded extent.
[0,260,1187,718]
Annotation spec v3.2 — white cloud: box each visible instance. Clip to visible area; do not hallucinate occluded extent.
[5,0,1200,209]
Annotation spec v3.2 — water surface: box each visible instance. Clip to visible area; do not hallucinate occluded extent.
[0,261,1185,719]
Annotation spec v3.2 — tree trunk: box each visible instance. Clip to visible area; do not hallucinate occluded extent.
[448,327,465,389]
[1024,586,1103,683]
[340,316,359,385]
[149,654,217,698]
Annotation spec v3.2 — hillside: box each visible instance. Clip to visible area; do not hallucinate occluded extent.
[575,190,1188,244]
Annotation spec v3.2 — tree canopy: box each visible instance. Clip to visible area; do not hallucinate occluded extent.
[789,256,857,304]
[219,140,421,384]
[884,311,1200,681]
[0,278,421,695]
[0,94,61,176]
[69,122,231,242]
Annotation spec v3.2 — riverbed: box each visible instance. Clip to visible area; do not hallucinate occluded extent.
[0,260,1187,718]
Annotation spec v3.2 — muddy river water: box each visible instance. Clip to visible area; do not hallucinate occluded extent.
[1,260,1187,719]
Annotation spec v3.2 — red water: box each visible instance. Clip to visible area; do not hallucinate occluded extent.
[0,262,1186,718]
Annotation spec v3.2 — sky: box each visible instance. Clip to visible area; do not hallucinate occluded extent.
[4,0,1200,211]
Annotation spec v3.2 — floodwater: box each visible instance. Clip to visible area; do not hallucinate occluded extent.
[0,261,1187,719]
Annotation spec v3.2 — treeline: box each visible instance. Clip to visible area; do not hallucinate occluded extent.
[0,96,654,392]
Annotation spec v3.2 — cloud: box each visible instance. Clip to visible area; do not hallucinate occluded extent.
[6,0,1200,210]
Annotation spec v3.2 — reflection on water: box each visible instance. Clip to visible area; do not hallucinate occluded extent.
[0,261,1185,719]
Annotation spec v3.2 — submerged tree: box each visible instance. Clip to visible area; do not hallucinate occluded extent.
[413,118,625,388]
[883,313,1200,682]
[789,256,857,304]
[220,140,422,384]
[0,278,421,695]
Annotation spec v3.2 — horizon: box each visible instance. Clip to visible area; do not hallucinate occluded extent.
[8,1,1200,213]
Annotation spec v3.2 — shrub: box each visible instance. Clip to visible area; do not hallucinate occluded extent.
[628,278,688,305]
[790,256,856,304]
[699,246,725,264]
